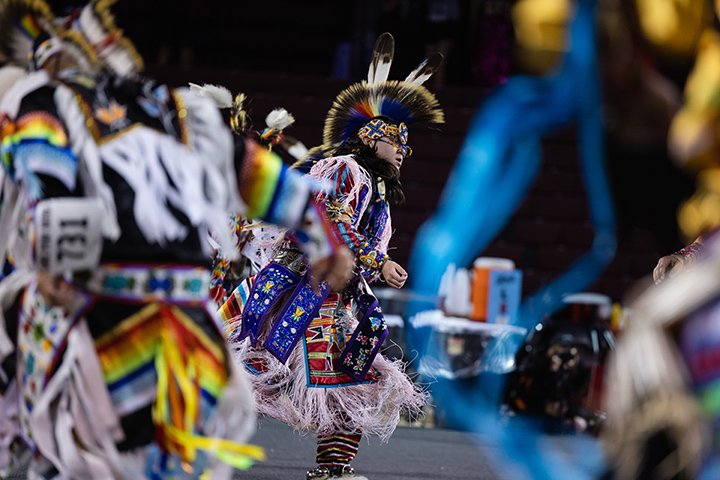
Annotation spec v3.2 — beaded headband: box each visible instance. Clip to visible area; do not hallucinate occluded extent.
[357,118,412,158]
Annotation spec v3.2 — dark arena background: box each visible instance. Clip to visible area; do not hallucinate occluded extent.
[47,0,695,303]
[3,2,706,479]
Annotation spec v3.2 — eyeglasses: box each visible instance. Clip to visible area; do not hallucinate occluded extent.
[375,137,413,158]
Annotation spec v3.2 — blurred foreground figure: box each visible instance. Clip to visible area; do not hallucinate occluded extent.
[0,1,352,478]
[220,33,443,480]
[608,5,720,478]
[604,249,715,479]
[652,24,720,284]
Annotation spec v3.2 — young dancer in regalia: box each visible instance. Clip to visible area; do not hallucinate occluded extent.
[221,33,444,479]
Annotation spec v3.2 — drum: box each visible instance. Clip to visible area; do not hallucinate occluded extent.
[503,292,615,433]
[557,293,614,412]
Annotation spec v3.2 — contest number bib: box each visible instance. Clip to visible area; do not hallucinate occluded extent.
[34,198,104,273]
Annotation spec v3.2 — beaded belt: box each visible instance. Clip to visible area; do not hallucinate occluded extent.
[87,263,211,304]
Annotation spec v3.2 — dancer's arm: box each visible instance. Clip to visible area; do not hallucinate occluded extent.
[313,161,392,279]
[653,238,704,284]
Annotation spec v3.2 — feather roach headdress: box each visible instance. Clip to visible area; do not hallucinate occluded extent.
[0,0,57,68]
[322,32,444,152]
[0,0,98,73]
[60,0,144,77]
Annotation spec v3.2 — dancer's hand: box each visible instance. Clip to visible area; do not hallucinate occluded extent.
[311,246,354,292]
[382,260,408,289]
[652,254,684,284]
[36,272,77,308]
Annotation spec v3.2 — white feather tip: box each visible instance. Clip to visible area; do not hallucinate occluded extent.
[405,52,444,85]
[188,83,233,109]
[367,32,395,85]
[265,108,295,131]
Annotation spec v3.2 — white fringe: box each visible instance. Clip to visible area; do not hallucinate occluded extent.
[309,156,372,213]
[179,88,244,259]
[0,380,20,473]
[205,362,258,480]
[231,296,426,442]
[0,270,32,365]
[28,321,132,479]
[240,223,287,273]
[236,343,426,441]
[54,83,121,241]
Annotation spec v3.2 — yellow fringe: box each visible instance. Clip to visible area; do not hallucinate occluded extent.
[154,325,265,471]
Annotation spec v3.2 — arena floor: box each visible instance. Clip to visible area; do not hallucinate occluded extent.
[243,418,500,480]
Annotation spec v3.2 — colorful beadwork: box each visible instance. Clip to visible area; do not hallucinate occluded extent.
[357,119,406,143]
[16,282,90,445]
[239,140,311,229]
[241,263,299,344]
[0,111,77,200]
[264,273,329,363]
[94,264,210,304]
[339,294,388,380]
[359,249,381,269]
[357,119,411,158]
[303,295,380,387]
[219,278,251,341]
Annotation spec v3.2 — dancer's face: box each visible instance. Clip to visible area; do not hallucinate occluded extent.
[362,134,404,171]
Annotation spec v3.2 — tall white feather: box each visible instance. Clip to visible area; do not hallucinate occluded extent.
[187,83,233,109]
[405,52,444,86]
[78,5,136,76]
[367,32,395,85]
[77,5,106,47]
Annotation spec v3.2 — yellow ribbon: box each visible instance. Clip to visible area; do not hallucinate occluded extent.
[153,325,265,472]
